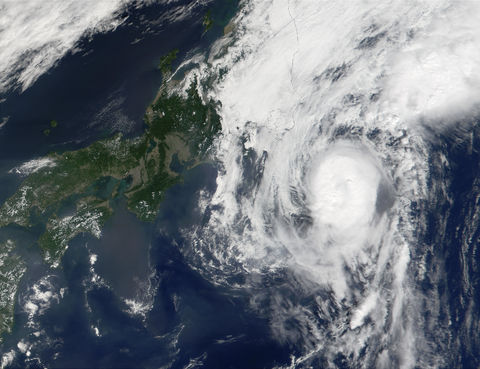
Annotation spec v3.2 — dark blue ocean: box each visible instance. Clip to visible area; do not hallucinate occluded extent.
[0,1,292,368]
[3,1,480,368]
[0,0,235,201]
[4,164,288,369]
[423,124,480,369]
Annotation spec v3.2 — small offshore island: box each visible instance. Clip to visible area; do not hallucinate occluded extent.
[0,53,222,341]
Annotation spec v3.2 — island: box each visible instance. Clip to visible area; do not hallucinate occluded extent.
[0,240,25,341]
[0,60,222,341]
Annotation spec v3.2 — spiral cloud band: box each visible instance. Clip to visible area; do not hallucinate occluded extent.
[182,0,480,367]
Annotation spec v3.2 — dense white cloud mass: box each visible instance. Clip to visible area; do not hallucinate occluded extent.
[0,0,129,93]
[9,157,56,176]
[308,143,381,244]
[185,0,480,367]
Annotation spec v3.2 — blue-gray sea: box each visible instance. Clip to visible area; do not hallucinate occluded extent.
[0,2,290,368]
[1,1,480,368]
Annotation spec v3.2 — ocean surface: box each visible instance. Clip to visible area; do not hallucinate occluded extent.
[0,1,286,368]
[0,0,233,198]
[4,163,289,368]
[3,1,480,368]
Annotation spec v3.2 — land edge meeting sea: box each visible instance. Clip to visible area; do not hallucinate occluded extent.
[0,1,239,345]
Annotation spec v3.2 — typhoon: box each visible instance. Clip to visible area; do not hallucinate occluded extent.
[183,1,480,368]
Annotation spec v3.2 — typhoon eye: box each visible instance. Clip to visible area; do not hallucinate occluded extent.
[308,142,383,245]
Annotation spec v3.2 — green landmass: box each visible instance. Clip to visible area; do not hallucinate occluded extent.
[0,47,224,347]
[0,78,221,265]
[43,120,58,136]
[0,240,26,343]
[203,10,214,33]
[158,49,179,75]
[0,0,241,345]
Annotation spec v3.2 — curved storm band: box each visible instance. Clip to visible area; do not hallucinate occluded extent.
[182,0,480,368]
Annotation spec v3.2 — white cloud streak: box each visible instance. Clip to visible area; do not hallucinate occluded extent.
[184,0,480,367]
[0,0,130,93]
